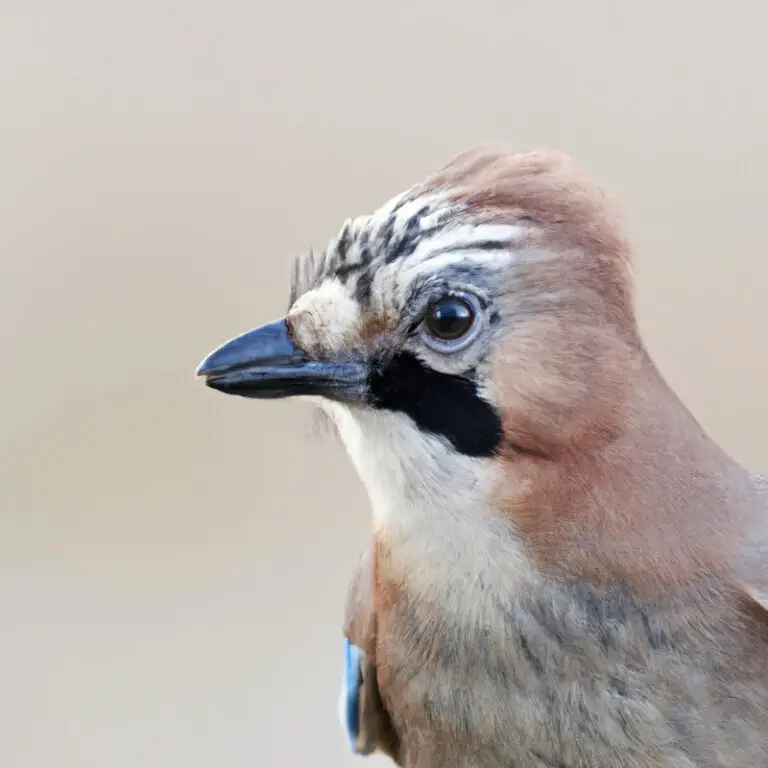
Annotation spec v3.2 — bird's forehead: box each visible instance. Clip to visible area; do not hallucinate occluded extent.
[290,190,526,318]
[290,191,453,311]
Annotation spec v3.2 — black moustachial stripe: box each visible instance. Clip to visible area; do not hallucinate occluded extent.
[367,351,502,457]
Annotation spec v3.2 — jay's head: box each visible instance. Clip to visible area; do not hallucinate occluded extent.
[197,144,642,520]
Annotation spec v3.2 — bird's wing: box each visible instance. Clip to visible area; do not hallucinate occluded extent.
[340,544,400,760]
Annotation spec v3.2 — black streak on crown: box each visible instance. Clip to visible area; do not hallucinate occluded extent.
[291,199,489,311]
[367,351,503,458]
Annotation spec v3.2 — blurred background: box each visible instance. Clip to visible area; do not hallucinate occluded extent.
[1,1,767,766]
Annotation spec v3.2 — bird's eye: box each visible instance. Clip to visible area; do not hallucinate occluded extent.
[418,292,484,354]
[425,296,475,341]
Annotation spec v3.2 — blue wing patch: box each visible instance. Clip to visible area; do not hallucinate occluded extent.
[341,637,364,753]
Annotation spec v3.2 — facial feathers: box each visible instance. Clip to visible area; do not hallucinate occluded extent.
[280,146,760,592]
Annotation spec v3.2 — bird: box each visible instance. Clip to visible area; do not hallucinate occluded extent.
[196,143,768,767]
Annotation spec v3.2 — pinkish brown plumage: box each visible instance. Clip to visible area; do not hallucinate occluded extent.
[198,143,768,767]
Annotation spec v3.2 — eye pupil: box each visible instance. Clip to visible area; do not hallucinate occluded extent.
[425,296,474,341]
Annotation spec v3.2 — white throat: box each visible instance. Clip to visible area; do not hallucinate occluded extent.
[322,403,534,598]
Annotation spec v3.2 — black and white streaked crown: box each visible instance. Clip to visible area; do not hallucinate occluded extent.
[289,188,526,313]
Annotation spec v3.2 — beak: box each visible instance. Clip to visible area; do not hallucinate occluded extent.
[195,318,367,401]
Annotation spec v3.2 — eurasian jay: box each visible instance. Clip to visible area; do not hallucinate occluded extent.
[196,144,768,767]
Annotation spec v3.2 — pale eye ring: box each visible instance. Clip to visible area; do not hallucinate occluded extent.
[420,292,484,353]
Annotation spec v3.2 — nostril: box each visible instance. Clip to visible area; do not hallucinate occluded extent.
[285,309,312,345]
[284,312,299,340]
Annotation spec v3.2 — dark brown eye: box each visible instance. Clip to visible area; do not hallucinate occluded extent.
[425,296,475,341]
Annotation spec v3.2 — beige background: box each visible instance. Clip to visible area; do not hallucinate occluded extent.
[1,1,767,766]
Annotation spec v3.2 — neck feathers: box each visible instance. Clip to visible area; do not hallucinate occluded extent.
[493,351,759,592]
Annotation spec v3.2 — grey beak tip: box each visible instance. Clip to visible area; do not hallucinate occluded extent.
[194,358,212,378]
